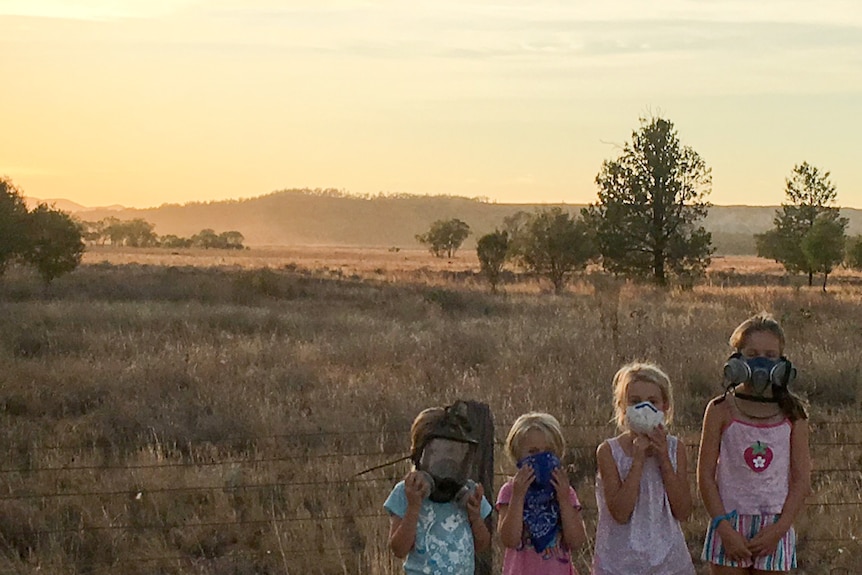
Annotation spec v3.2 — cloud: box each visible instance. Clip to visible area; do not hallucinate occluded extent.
[0,0,200,21]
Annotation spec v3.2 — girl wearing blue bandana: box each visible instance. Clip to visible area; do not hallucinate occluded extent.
[497,412,587,575]
[593,362,695,575]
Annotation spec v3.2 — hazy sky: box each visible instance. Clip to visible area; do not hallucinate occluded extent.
[2,0,861,209]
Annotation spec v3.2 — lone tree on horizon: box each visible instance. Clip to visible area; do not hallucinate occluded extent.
[756,161,847,289]
[416,218,471,258]
[583,116,713,286]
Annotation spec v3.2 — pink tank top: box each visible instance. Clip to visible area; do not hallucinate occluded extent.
[717,418,791,515]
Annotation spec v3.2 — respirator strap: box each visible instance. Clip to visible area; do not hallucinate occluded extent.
[733,391,779,403]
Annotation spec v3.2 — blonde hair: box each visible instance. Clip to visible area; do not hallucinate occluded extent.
[612,362,674,429]
[730,312,785,353]
[504,412,565,463]
[410,407,445,459]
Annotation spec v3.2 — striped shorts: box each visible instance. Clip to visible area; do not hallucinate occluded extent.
[701,513,796,571]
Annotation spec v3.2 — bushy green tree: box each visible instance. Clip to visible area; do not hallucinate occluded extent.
[0,177,30,275]
[476,230,509,293]
[584,116,713,286]
[801,214,846,291]
[756,162,847,286]
[416,218,471,258]
[845,235,862,271]
[23,204,86,285]
[515,208,596,294]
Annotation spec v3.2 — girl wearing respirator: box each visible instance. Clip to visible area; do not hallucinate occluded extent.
[593,362,695,575]
[384,404,492,575]
[698,313,811,574]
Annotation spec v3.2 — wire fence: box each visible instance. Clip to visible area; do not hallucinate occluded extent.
[0,422,860,574]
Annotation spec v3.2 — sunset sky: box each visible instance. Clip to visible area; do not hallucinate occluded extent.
[2,0,860,209]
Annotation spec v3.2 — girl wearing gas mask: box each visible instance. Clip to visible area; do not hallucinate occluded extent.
[593,362,695,575]
[384,404,492,574]
[496,412,588,575]
[698,313,811,574]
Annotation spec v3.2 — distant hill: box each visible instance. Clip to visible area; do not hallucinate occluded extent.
[25,197,125,213]
[40,190,862,255]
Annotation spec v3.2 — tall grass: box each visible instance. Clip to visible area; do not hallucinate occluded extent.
[0,256,860,574]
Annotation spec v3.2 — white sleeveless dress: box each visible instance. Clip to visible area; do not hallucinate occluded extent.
[592,436,695,575]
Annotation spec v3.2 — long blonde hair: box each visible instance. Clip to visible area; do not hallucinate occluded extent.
[611,362,674,429]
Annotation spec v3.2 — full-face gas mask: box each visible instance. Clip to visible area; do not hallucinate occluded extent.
[411,401,478,504]
[723,353,796,396]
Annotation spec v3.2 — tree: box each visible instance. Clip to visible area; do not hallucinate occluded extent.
[192,229,221,249]
[0,177,30,275]
[755,162,847,286]
[219,230,245,250]
[584,116,713,286]
[22,204,86,285]
[515,208,596,294]
[846,235,862,271]
[476,230,509,293]
[416,219,471,258]
[160,234,193,249]
[103,218,158,247]
[801,214,845,291]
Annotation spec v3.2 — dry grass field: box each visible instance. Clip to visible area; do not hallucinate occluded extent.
[0,246,860,574]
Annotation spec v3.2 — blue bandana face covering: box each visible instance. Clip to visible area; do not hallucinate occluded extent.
[516,451,562,552]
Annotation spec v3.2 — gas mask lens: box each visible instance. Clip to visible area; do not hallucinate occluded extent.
[418,438,472,482]
[417,438,475,503]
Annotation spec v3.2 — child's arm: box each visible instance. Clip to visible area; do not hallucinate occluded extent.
[388,472,425,558]
[466,483,491,553]
[498,466,533,548]
[696,400,752,562]
[552,467,588,551]
[649,428,692,521]
[596,437,647,523]
[748,418,812,557]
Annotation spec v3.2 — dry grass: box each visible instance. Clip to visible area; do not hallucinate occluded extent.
[0,248,859,574]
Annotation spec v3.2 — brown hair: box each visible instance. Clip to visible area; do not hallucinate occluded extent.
[730,312,808,421]
[409,407,446,461]
[730,312,786,353]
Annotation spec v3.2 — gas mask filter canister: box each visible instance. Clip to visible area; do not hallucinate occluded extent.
[723,353,796,395]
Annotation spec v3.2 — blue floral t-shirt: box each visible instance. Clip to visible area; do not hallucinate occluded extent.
[384,480,493,575]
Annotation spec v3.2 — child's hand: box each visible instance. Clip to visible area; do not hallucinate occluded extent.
[646,425,668,457]
[747,522,785,557]
[551,467,571,502]
[632,434,651,460]
[511,464,535,500]
[717,525,752,562]
[466,482,485,524]
[403,471,427,509]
